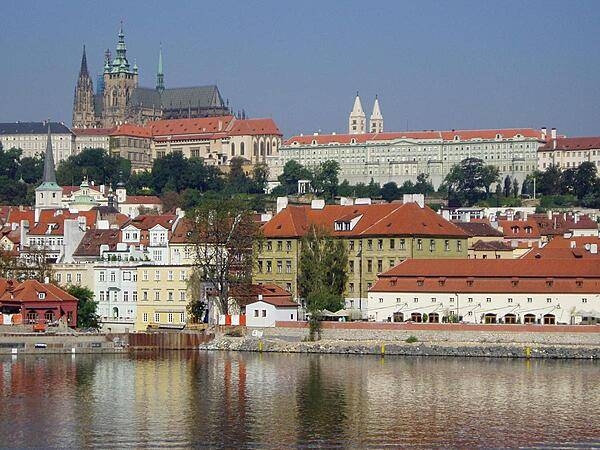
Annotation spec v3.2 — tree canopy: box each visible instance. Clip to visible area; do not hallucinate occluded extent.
[444,158,500,206]
[66,285,100,330]
[56,148,131,186]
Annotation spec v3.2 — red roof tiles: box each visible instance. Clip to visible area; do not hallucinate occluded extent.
[538,136,600,152]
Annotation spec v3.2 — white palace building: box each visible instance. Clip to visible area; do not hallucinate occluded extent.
[368,258,600,325]
[269,94,549,189]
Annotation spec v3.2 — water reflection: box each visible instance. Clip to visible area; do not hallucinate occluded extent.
[0,353,599,448]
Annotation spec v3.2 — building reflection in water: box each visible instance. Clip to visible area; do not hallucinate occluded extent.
[0,353,599,448]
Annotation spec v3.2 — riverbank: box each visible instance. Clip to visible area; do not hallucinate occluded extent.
[201,323,600,359]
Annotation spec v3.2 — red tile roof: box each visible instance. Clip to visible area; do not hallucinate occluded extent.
[498,219,541,239]
[538,136,600,152]
[124,195,162,205]
[262,202,468,238]
[126,214,176,231]
[72,128,114,136]
[471,240,513,251]
[28,210,96,236]
[0,279,78,303]
[4,207,35,225]
[73,229,122,257]
[150,116,235,137]
[454,221,503,237]
[228,118,282,136]
[231,284,297,307]
[521,236,600,260]
[170,218,193,244]
[110,123,152,138]
[285,128,542,146]
[371,259,600,294]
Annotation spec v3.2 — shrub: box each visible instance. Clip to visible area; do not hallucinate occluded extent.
[405,335,418,343]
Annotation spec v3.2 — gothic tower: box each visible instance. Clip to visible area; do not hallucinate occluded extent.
[35,124,62,222]
[369,95,383,133]
[72,45,97,128]
[348,92,366,134]
[102,22,138,127]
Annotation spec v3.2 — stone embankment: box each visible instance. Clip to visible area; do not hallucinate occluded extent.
[201,324,600,359]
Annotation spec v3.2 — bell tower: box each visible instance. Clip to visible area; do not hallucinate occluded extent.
[369,95,383,133]
[35,124,62,222]
[348,92,366,134]
[102,22,139,127]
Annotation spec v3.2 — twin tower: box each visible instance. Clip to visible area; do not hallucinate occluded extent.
[348,93,383,135]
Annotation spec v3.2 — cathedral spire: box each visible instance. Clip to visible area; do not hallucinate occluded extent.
[369,95,383,133]
[156,44,165,92]
[79,45,89,76]
[35,123,62,219]
[348,92,366,134]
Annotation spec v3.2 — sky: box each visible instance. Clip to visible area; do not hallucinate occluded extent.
[1,0,599,138]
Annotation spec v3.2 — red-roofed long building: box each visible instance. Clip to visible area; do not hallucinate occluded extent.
[254,199,468,310]
[537,136,600,171]
[368,258,600,325]
[271,99,546,189]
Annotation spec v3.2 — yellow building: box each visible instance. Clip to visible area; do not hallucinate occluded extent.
[52,262,95,290]
[135,264,192,331]
[254,200,469,309]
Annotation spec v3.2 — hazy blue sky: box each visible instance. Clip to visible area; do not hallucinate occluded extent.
[1,0,599,137]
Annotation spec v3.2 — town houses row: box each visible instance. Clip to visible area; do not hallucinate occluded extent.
[2,96,600,190]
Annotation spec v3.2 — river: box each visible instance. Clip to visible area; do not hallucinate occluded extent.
[0,352,598,448]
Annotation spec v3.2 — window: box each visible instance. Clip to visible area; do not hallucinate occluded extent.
[389,259,395,268]
[277,241,283,251]
[349,282,354,293]
[413,297,419,303]
[486,297,492,303]
[123,291,129,302]
[286,260,292,273]
[349,241,355,251]
[431,297,437,303]
[377,239,383,250]
[390,239,395,249]
[367,260,373,272]
[154,313,160,323]
[123,271,131,281]
[168,313,173,323]
[266,241,272,251]
[399,239,405,250]
[444,240,450,251]
[155,270,160,281]
[468,297,473,303]
[349,260,355,272]
[367,240,373,250]
[582,298,588,303]
[143,313,148,322]
[457,241,462,252]
[56,273,62,283]
[100,291,105,302]
[99,271,105,282]
[277,260,283,273]
[143,270,148,281]
[66,273,72,283]
[527,297,532,303]
[546,298,552,303]
[262,309,267,317]
[286,240,292,251]
[180,313,185,323]
[76,273,81,283]
[254,309,259,317]
[167,271,173,281]
[180,291,186,301]
[377,260,383,272]
[155,291,160,301]
[429,239,435,252]
[286,283,292,292]
[417,239,423,250]
[266,261,272,273]
[508,298,513,303]
[258,261,263,273]
[110,272,116,282]
[180,270,186,281]
[132,291,138,302]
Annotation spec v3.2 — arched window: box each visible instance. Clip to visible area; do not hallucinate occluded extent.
[240,142,245,156]
[231,142,236,156]
[112,89,118,107]
[253,142,258,156]
[260,141,265,156]
[267,141,271,155]
[113,307,119,318]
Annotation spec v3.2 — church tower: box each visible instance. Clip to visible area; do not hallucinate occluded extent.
[348,92,366,134]
[156,44,165,93]
[102,22,139,127]
[35,124,62,222]
[72,45,97,128]
[369,95,383,133]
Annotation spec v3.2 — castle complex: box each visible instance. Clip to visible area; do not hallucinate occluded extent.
[72,24,230,128]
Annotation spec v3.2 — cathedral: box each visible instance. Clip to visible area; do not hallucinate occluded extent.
[72,24,231,128]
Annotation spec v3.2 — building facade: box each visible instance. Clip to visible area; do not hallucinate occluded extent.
[0,122,73,162]
[254,198,468,310]
[537,135,600,171]
[368,259,600,325]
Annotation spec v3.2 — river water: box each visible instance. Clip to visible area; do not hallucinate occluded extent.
[0,352,598,448]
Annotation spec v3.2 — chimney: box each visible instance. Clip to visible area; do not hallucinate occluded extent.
[541,127,547,140]
[551,127,557,140]
[19,220,29,250]
[276,197,288,214]
[311,199,325,210]
[570,240,576,249]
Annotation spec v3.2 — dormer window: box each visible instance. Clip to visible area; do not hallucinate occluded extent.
[511,277,519,287]
[466,277,474,287]
[334,221,351,231]
[417,278,424,286]
[546,278,554,287]
[38,292,46,299]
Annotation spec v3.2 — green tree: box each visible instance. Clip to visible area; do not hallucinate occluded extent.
[574,161,598,199]
[188,197,259,318]
[503,175,512,198]
[56,148,131,186]
[277,160,312,195]
[312,160,340,200]
[228,157,252,193]
[560,168,577,195]
[298,225,348,315]
[512,177,519,198]
[414,173,435,195]
[481,165,500,197]
[444,158,489,206]
[250,163,269,194]
[536,165,562,196]
[67,285,100,329]
[186,268,207,323]
[19,155,44,184]
[381,181,401,202]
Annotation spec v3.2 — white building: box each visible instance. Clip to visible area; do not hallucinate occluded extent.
[537,135,600,171]
[244,285,299,327]
[0,122,74,162]
[94,262,141,332]
[72,128,112,154]
[368,258,600,325]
